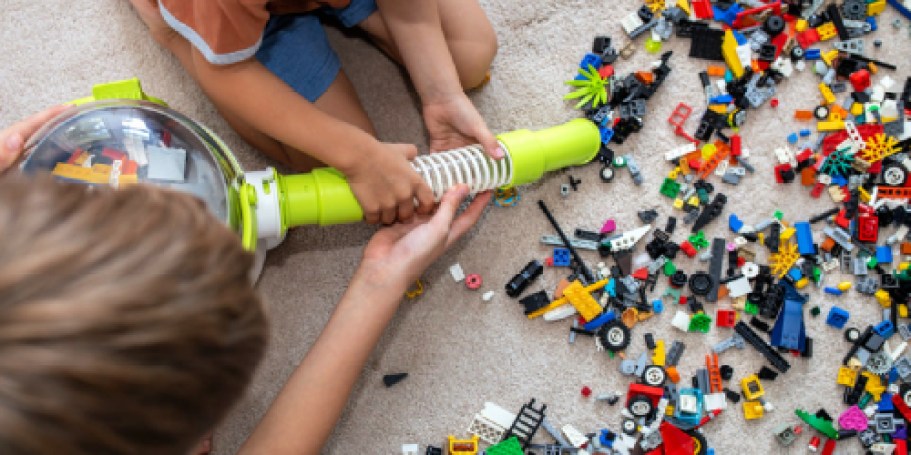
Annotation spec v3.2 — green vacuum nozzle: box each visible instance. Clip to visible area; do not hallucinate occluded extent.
[278,118,601,227]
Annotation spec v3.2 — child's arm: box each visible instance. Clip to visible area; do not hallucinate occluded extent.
[128,0,434,223]
[375,0,501,157]
[237,185,491,455]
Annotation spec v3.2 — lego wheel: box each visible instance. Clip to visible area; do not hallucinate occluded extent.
[627,395,653,418]
[599,320,631,352]
[882,163,907,186]
[687,430,708,455]
[844,327,861,343]
[599,164,615,182]
[641,365,667,387]
[621,418,637,435]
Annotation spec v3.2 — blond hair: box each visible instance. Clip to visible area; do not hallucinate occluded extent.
[0,175,267,454]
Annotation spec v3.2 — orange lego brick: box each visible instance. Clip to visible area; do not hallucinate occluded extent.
[794,109,814,121]
[901,242,911,255]
[706,65,726,77]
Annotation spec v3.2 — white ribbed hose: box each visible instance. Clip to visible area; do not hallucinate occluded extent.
[410,144,513,200]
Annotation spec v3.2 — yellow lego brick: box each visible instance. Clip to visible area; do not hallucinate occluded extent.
[780,227,796,241]
[668,168,681,179]
[676,0,690,15]
[858,186,871,202]
[819,83,836,105]
[708,104,728,114]
[795,277,809,289]
[722,29,745,78]
[837,366,858,387]
[863,372,886,401]
[687,196,701,207]
[652,339,666,366]
[817,120,846,132]
[743,400,764,420]
[851,102,865,116]
[875,289,892,307]
[817,22,837,41]
[757,232,765,245]
[901,304,909,319]
[673,198,685,209]
[741,374,764,400]
[821,49,840,66]
[901,262,911,271]
[795,19,808,32]
[562,279,609,321]
[868,0,886,15]
[448,435,479,455]
[52,163,110,185]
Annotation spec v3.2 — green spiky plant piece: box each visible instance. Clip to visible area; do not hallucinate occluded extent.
[564,65,610,109]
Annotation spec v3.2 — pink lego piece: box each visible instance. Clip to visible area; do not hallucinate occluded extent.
[600,219,617,234]
[837,405,868,432]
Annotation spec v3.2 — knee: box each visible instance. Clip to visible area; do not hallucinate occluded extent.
[453,28,498,90]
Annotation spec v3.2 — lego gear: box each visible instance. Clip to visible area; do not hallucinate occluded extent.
[598,320,631,352]
[688,272,714,296]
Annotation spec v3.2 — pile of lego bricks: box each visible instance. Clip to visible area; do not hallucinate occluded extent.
[482,2,911,455]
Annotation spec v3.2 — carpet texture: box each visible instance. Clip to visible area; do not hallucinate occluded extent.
[2,1,910,454]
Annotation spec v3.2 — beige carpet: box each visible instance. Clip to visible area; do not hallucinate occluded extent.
[2,1,911,454]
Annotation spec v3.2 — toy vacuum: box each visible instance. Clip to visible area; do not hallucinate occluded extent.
[20,79,601,275]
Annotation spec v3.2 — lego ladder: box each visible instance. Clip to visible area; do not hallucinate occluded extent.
[503,398,547,449]
[706,353,722,393]
[877,186,911,200]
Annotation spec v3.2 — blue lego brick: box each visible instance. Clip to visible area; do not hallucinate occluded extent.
[799,129,812,137]
[867,16,878,31]
[888,0,911,20]
[824,287,843,296]
[787,132,799,145]
[713,3,742,25]
[599,429,617,447]
[831,175,848,186]
[553,247,572,267]
[788,267,803,282]
[584,310,617,331]
[879,392,895,412]
[874,320,896,339]
[600,126,615,145]
[877,245,894,264]
[729,213,744,233]
[732,29,748,45]
[805,48,822,60]
[826,306,850,329]
[580,53,603,70]
[771,283,807,351]
[605,279,617,297]
[795,221,815,255]
[710,94,733,104]
[652,299,664,314]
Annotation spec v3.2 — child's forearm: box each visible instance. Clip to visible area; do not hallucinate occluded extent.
[237,265,406,455]
[164,38,376,173]
[376,0,463,103]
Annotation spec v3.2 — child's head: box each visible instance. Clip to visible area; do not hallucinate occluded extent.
[0,175,268,454]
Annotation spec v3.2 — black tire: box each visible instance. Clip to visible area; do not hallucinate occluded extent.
[882,163,907,186]
[621,418,637,435]
[687,430,708,455]
[642,365,667,387]
[599,320,631,352]
[600,165,615,182]
[845,327,861,343]
[628,395,653,418]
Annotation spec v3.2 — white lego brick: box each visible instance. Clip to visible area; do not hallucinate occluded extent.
[402,444,419,455]
[671,310,691,332]
[704,392,728,411]
[679,394,698,413]
[726,275,752,298]
[449,263,465,282]
[562,424,589,448]
[665,143,697,161]
[621,12,645,35]
[543,304,577,321]
[468,402,515,444]
[482,291,495,302]
[146,145,187,182]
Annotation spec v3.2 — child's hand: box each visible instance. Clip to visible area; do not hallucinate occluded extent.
[346,141,435,224]
[0,105,68,172]
[422,93,503,159]
[359,184,491,291]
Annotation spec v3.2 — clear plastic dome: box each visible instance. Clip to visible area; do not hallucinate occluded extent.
[20,100,244,226]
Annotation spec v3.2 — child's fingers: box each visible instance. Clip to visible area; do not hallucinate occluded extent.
[474,125,502,160]
[445,190,491,248]
[427,184,469,234]
[1,105,67,171]
[414,180,435,216]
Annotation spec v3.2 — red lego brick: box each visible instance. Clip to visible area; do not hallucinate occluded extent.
[849,69,871,92]
[857,214,879,243]
[834,209,851,228]
[692,0,713,19]
[716,309,737,327]
[680,241,697,257]
[810,182,826,198]
[796,29,820,48]
[730,134,742,156]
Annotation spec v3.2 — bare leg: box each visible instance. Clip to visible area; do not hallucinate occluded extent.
[217,71,376,172]
[358,0,498,89]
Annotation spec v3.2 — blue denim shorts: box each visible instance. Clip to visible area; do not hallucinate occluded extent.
[255,0,377,102]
